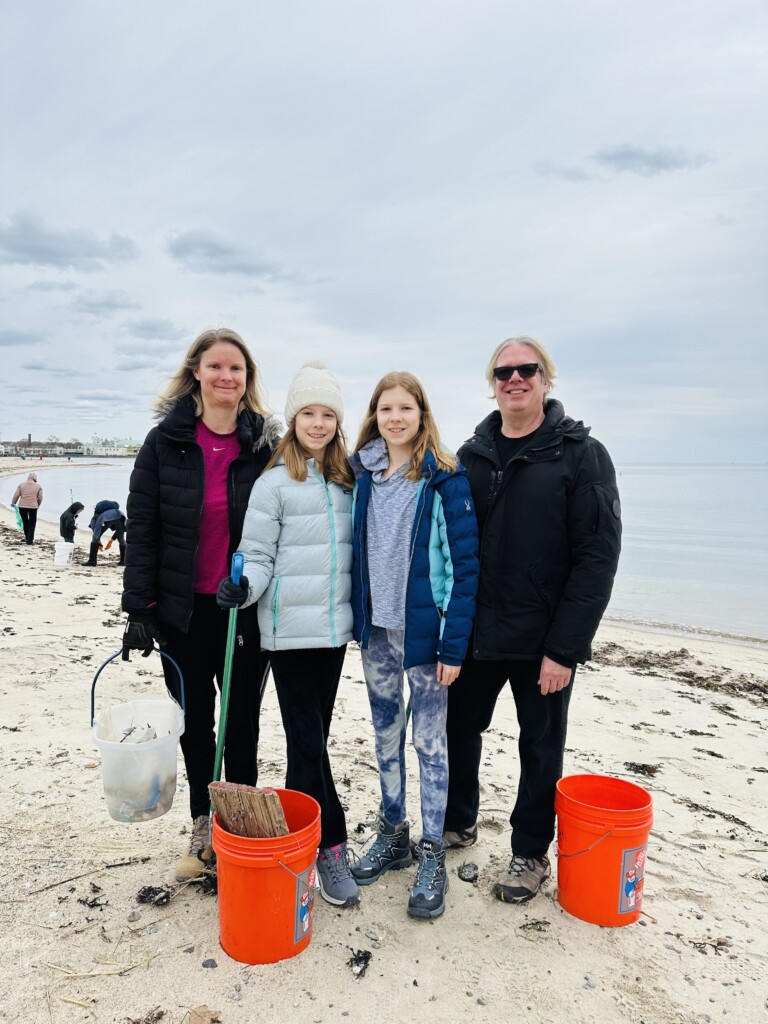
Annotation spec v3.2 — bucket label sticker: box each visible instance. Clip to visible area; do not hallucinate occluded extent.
[618,844,647,914]
[294,864,316,944]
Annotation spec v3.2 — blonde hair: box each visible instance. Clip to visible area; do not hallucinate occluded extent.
[354,371,457,482]
[485,335,557,404]
[154,328,268,418]
[267,419,353,488]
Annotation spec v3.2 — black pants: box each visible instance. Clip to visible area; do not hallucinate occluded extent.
[20,508,37,544]
[445,651,574,859]
[269,646,348,849]
[160,595,269,820]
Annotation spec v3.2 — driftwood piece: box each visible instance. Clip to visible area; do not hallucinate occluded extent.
[208,782,290,838]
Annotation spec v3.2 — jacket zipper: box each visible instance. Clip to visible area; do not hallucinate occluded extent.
[271,577,282,644]
[402,467,431,659]
[313,464,339,648]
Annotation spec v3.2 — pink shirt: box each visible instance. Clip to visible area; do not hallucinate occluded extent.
[194,420,241,594]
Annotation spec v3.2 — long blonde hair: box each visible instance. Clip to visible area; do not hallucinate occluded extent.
[267,420,353,488]
[354,371,457,482]
[154,328,268,418]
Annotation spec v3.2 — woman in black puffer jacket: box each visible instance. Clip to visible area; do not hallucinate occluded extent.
[122,327,280,880]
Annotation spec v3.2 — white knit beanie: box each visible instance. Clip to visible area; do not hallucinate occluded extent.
[284,361,344,425]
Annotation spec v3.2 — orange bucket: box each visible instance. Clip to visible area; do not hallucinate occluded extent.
[555,774,653,927]
[212,788,321,964]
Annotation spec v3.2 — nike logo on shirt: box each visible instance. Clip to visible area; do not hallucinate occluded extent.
[213,446,225,451]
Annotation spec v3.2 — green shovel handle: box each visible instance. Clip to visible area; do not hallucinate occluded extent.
[211,552,244,792]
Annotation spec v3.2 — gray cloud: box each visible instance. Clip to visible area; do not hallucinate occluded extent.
[72,290,141,317]
[590,144,711,177]
[72,390,135,405]
[21,361,81,376]
[25,280,78,292]
[535,162,596,182]
[167,230,297,280]
[125,317,188,341]
[0,212,139,271]
[0,328,45,346]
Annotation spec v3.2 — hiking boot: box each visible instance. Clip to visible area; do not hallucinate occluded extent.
[407,838,448,919]
[493,853,551,904]
[317,842,360,908]
[175,815,213,881]
[351,818,412,885]
[442,823,478,849]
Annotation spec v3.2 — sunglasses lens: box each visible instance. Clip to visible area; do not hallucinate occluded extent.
[493,363,539,381]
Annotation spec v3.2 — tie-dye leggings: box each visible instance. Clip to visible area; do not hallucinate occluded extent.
[361,625,449,843]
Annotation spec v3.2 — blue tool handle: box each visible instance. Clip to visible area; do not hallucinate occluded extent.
[231,552,244,586]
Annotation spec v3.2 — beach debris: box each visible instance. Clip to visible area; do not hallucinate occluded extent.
[457,861,479,883]
[209,781,289,838]
[675,797,750,829]
[189,1008,221,1024]
[689,937,732,955]
[694,748,724,758]
[347,947,372,978]
[136,885,172,907]
[127,909,141,922]
[624,762,661,777]
[519,919,550,932]
[201,959,218,969]
[126,1010,165,1024]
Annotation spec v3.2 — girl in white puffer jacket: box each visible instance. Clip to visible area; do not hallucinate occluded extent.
[216,361,359,910]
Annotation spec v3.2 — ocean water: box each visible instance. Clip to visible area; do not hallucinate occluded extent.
[3,460,767,644]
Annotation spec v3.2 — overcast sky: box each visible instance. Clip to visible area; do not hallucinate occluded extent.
[2,1,766,463]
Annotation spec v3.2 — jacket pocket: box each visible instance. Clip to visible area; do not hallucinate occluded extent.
[592,483,621,533]
[270,577,282,635]
[527,562,556,614]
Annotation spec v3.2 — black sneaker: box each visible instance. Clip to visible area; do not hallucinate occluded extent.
[493,853,551,904]
[351,818,412,885]
[442,823,478,849]
[407,839,448,919]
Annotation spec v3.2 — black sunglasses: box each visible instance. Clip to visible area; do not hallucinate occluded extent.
[492,363,541,381]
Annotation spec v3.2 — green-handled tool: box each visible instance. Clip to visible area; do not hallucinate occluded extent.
[211,552,245,797]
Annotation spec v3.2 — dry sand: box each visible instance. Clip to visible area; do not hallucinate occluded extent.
[1,457,767,1024]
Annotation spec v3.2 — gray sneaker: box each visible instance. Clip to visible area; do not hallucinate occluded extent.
[317,842,360,907]
[351,818,412,885]
[493,853,551,904]
[408,839,448,919]
[442,823,478,849]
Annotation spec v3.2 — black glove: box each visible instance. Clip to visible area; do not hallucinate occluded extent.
[216,575,250,609]
[122,615,160,661]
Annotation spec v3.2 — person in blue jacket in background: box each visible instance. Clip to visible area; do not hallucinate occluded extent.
[84,500,127,566]
[348,371,479,920]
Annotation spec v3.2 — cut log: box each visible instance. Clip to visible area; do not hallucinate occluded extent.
[208,782,290,838]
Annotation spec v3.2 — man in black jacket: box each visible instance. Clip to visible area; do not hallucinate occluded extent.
[443,335,621,904]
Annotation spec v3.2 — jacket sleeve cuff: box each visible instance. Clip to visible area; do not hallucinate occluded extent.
[543,648,576,670]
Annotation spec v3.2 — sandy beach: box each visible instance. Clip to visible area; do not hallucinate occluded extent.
[1,457,766,1024]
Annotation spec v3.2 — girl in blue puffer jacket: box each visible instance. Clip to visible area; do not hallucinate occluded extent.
[217,361,359,910]
[348,371,479,920]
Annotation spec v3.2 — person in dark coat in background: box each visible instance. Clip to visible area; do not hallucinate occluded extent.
[59,501,84,542]
[121,327,280,880]
[83,500,127,565]
[443,335,622,905]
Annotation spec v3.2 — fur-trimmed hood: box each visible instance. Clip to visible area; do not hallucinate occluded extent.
[155,394,282,454]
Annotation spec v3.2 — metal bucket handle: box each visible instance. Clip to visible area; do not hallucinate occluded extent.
[90,645,185,726]
[557,829,613,858]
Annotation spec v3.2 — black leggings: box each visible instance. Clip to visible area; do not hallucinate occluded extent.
[20,508,37,544]
[269,646,348,849]
[160,595,269,820]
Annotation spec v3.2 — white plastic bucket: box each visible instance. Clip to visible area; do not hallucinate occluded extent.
[54,542,75,566]
[93,698,184,822]
[90,649,185,823]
